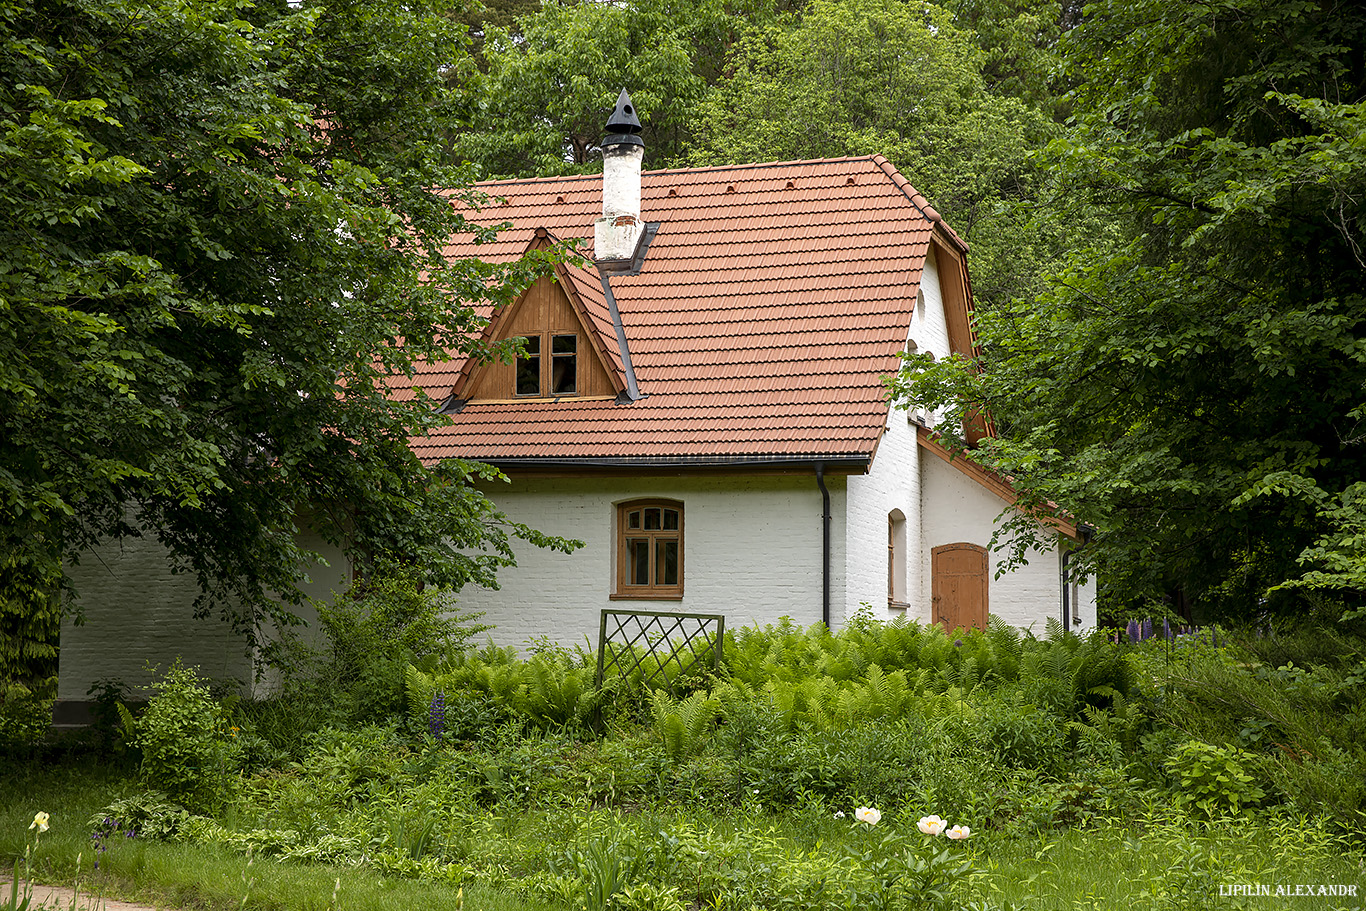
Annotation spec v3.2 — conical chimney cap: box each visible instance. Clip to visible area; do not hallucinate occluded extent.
[606,88,642,135]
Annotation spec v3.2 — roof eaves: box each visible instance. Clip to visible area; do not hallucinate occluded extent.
[479,454,871,474]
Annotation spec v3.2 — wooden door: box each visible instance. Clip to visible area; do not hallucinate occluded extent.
[932,543,988,632]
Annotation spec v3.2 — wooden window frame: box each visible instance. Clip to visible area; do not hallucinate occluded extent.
[514,331,579,398]
[888,510,909,612]
[612,499,684,600]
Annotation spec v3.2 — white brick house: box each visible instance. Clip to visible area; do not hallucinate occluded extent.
[57,95,1093,708]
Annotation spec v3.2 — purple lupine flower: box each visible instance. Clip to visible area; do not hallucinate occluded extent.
[429,689,447,741]
[1142,618,1153,641]
[1163,618,1172,640]
[1127,619,1140,643]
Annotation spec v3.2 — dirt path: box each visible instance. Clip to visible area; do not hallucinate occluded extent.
[1,879,171,911]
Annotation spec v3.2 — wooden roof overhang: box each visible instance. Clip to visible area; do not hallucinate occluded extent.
[917,427,1080,540]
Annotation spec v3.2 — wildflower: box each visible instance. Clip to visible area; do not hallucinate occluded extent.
[954,639,963,648]
[917,814,946,836]
[29,812,49,833]
[946,824,971,840]
[429,689,447,742]
[854,807,881,826]
[834,811,846,819]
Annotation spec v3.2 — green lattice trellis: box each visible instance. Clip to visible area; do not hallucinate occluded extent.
[596,609,725,689]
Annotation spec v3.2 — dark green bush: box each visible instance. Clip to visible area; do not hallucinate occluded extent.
[0,675,55,757]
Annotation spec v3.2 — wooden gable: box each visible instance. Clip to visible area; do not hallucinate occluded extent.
[461,271,620,401]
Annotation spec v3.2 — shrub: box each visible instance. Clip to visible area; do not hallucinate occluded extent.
[1163,739,1265,817]
[135,660,239,813]
[0,675,55,756]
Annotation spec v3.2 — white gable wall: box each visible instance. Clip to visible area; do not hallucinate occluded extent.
[919,453,1083,634]
[462,473,845,649]
[845,244,953,625]
[844,407,921,623]
[60,525,347,701]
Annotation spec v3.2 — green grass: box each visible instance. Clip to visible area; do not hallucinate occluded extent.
[5,620,1364,910]
[0,760,552,911]
[2,759,1364,911]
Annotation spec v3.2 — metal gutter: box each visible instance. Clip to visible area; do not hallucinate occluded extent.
[474,455,869,473]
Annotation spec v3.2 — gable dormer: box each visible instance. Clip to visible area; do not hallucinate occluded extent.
[454,230,627,403]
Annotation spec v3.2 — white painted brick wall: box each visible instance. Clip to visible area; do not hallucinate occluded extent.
[60,528,348,700]
[461,473,843,650]
[909,248,953,362]
[845,398,921,624]
[845,245,949,625]
[919,455,1070,633]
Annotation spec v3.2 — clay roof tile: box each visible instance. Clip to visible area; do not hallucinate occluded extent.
[404,156,964,464]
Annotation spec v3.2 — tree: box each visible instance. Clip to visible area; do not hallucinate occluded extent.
[454,0,796,178]
[893,0,1366,621]
[0,0,574,664]
[683,0,1065,310]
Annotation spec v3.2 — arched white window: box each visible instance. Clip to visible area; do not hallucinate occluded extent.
[888,509,908,609]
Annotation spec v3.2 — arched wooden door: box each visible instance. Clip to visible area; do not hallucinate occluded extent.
[932,543,988,632]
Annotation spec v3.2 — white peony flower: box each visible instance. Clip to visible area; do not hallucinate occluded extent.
[946,824,971,840]
[854,806,882,826]
[917,814,947,836]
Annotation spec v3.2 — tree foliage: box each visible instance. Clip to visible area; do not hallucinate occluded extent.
[684,0,1066,310]
[457,0,701,175]
[0,0,574,658]
[894,0,1366,620]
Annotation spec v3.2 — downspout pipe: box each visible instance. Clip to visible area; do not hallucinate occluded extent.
[816,463,831,628]
[1061,547,1071,630]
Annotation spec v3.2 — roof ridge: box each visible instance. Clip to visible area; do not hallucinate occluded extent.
[469,156,884,190]
[640,155,878,177]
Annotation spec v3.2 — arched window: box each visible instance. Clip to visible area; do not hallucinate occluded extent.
[614,500,684,599]
[888,510,908,610]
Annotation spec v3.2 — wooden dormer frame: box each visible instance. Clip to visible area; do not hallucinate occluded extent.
[450,229,627,402]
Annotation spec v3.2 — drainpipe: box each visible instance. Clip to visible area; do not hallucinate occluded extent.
[815,463,831,628]
[1061,547,1071,630]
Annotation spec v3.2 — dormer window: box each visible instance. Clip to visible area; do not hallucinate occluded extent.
[454,261,626,402]
[515,332,579,397]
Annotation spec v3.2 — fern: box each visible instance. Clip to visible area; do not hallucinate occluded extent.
[403,665,434,724]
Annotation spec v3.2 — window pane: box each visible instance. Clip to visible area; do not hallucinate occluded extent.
[663,509,678,530]
[657,540,678,586]
[644,508,661,530]
[628,510,640,530]
[628,538,650,585]
[515,336,540,396]
[552,334,576,354]
[552,353,576,393]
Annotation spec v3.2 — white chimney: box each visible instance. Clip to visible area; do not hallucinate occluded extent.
[594,89,645,265]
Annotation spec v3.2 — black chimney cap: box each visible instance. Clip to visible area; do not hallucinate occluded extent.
[606,88,642,135]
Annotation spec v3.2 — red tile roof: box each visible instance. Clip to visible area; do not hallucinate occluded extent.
[406,155,968,467]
